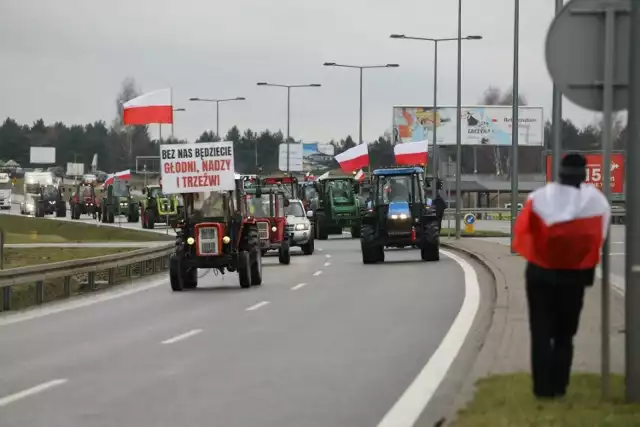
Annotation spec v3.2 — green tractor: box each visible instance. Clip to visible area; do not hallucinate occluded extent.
[100,179,140,223]
[140,184,181,229]
[309,176,361,240]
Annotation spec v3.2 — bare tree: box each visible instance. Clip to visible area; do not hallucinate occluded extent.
[112,77,141,132]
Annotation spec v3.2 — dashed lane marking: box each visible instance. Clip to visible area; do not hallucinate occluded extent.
[245,301,270,311]
[161,329,203,345]
[0,379,68,408]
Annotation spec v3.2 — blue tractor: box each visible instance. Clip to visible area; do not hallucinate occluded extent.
[359,166,440,264]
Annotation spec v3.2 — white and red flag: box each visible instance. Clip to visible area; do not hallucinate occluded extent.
[512,183,610,269]
[123,88,173,125]
[104,169,132,186]
[394,141,428,166]
[334,143,369,173]
[354,169,365,182]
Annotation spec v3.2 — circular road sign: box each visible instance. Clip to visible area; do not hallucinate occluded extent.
[545,0,630,112]
[464,213,476,225]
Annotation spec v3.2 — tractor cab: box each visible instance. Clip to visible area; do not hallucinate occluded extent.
[260,175,299,199]
[140,184,180,229]
[299,181,319,211]
[310,175,361,239]
[35,184,66,217]
[69,183,99,220]
[170,177,263,291]
[244,185,291,264]
[360,166,440,263]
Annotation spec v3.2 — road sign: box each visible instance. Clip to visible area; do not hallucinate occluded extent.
[545,0,630,112]
[464,213,475,233]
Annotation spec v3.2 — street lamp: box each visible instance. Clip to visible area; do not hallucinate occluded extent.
[256,82,321,173]
[323,62,399,173]
[390,34,481,200]
[189,97,245,138]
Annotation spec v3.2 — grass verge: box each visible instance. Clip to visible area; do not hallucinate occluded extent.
[3,247,132,269]
[0,215,172,243]
[449,373,640,427]
[439,229,509,238]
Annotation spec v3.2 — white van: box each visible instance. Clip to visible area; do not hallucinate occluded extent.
[0,173,11,210]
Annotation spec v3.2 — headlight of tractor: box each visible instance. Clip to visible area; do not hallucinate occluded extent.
[222,236,231,244]
[186,237,195,245]
[295,223,309,231]
[271,226,277,232]
[390,214,408,220]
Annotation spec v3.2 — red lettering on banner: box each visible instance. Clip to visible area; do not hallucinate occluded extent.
[180,174,221,189]
[164,161,198,174]
[201,159,231,172]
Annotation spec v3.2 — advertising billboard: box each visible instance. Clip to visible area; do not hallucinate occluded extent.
[545,153,625,193]
[278,143,303,172]
[392,105,544,146]
[30,146,56,164]
[302,142,336,172]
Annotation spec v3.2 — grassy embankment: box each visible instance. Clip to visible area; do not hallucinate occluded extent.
[0,215,171,310]
[448,373,640,427]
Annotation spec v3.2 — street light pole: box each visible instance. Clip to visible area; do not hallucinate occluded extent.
[455,0,463,239]
[323,62,399,175]
[389,33,481,202]
[551,0,564,181]
[256,82,321,174]
[189,97,246,140]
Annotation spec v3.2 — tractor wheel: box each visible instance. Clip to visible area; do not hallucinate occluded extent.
[56,203,66,218]
[238,251,252,289]
[108,212,115,223]
[315,213,328,240]
[145,210,155,229]
[250,247,263,286]
[183,268,198,289]
[301,236,314,255]
[361,224,382,264]
[350,225,361,238]
[421,242,440,262]
[278,240,291,265]
[169,254,184,292]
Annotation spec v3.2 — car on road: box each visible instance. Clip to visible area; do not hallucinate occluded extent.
[284,198,314,255]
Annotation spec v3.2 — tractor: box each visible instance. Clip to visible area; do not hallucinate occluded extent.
[360,166,440,264]
[244,185,291,264]
[69,183,100,220]
[259,175,299,199]
[140,184,181,229]
[169,178,262,291]
[100,179,139,223]
[35,184,66,218]
[309,176,361,240]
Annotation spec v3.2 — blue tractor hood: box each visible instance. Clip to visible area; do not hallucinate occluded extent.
[388,201,411,216]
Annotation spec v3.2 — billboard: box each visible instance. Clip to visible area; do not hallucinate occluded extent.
[30,146,56,164]
[392,105,544,146]
[545,153,625,193]
[278,143,303,172]
[303,142,336,172]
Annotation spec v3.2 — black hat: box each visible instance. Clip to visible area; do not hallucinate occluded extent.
[560,153,587,176]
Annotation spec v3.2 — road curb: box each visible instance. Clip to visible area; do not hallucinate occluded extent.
[439,241,512,423]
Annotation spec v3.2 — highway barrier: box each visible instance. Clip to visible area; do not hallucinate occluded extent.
[0,243,174,312]
[442,207,626,223]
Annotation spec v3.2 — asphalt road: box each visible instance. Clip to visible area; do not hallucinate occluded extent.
[0,233,477,427]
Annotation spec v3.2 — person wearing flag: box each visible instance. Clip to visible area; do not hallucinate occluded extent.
[512,154,610,399]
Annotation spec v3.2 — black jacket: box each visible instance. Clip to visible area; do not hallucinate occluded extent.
[433,196,446,220]
[526,262,595,287]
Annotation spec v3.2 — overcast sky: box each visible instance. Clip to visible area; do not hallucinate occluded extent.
[0,0,604,143]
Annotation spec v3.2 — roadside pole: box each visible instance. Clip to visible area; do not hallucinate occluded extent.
[509,0,520,254]
[0,228,4,270]
[626,0,640,403]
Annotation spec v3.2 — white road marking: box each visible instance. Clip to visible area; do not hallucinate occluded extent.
[317,248,324,252]
[325,254,332,258]
[245,301,270,311]
[376,249,480,427]
[0,277,167,327]
[323,262,331,267]
[161,329,203,345]
[313,270,323,276]
[0,379,68,407]
[291,283,307,291]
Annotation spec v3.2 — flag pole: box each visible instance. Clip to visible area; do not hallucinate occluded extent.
[170,86,174,138]
[159,124,162,142]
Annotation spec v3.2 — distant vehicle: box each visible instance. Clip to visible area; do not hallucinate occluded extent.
[0,172,11,210]
[284,199,314,255]
[20,171,54,215]
[82,174,97,184]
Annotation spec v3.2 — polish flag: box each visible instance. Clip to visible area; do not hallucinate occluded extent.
[394,141,428,166]
[104,169,132,186]
[512,183,610,270]
[354,169,365,182]
[123,89,173,125]
[335,143,369,173]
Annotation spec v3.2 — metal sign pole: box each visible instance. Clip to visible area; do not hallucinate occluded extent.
[551,0,564,182]
[0,229,4,270]
[626,0,640,403]
[510,0,520,253]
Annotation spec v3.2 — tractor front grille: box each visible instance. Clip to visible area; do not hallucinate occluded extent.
[197,226,219,255]
[257,221,270,240]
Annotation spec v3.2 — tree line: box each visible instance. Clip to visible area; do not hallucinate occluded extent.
[0,80,627,176]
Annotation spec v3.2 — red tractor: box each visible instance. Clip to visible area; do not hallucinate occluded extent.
[260,175,299,199]
[69,183,100,220]
[169,178,263,291]
[245,186,291,265]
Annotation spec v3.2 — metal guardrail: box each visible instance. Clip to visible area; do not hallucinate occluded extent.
[0,243,174,312]
[441,207,626,223]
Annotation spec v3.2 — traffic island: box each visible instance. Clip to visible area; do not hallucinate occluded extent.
[440,239,627,426]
